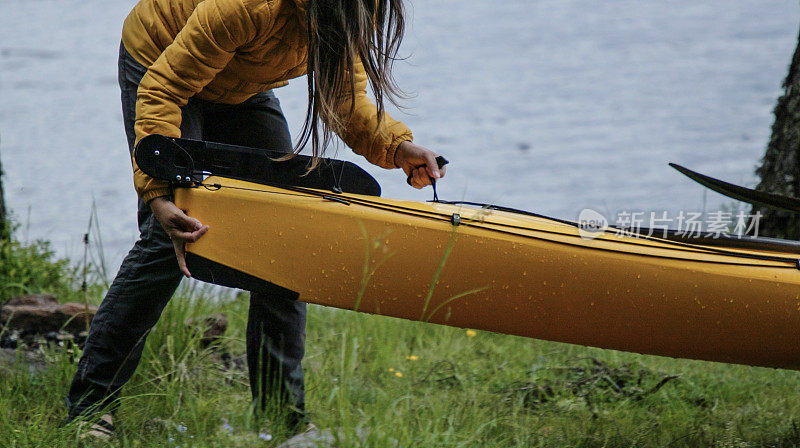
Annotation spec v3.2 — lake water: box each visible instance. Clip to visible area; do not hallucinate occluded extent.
[1,0,798,275]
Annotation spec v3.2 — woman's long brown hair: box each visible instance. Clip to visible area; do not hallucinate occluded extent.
[296,0,406,166]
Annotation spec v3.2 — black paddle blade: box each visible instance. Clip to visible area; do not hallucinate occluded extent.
[669,163,800,213]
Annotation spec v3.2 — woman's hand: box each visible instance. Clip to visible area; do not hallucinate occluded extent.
[149,196,209,277]
[394,141,447,189]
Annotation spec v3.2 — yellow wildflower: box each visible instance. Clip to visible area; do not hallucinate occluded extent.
[388,368,394,372]
[466,329,477,337]
[394,371,403,378]
[406,355,419,361]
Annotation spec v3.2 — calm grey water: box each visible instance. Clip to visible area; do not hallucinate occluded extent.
[1,0,798,274]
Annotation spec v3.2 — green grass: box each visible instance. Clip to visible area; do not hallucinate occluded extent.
[0,219,106,304]
[3,231,800,447]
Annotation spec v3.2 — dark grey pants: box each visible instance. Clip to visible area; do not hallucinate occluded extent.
[65,42,307,424]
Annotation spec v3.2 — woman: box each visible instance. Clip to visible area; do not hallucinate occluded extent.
[64,0,446,437]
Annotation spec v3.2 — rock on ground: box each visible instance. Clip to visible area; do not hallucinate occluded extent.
[277,427,395,448]
[0,347,48,373]
[0,294,97,334]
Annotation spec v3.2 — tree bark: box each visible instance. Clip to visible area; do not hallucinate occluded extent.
[753,26,800,239]
[0,137,7,241]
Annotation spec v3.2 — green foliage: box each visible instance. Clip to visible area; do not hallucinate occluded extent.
[0,230,74,303]
[0,217,107,304]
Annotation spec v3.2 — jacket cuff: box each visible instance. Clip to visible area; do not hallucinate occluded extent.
[142,187,173,204]
[387,132,413,169]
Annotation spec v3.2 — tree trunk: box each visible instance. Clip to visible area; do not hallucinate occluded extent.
[753,26,800,239]
[0,137,6,241]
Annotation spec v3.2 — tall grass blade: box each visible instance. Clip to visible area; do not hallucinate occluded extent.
[419,226,458,321]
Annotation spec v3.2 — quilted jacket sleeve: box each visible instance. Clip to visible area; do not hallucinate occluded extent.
[132,0,262,202]
[334,59,413,170]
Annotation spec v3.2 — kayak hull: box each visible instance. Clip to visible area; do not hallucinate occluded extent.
[176,177,800,369]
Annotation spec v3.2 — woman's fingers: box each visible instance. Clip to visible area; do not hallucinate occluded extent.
[422,152,442,179]
[168,225,208,243]
[410,167,426,189]
[173,239,191,277]
[149,197,210,277]
[172,225,209,243]
[414,167,424,188]
[409,162,447,189]
[170,225,209,277]
[171,212,202,232]
[395,141,447,189]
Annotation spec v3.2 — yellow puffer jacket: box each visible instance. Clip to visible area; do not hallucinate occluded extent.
[122,0,413,202]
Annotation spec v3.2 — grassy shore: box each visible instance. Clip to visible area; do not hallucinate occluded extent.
[2,233,800,447]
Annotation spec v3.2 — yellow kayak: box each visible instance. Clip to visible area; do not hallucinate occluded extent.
[175,175,800,370]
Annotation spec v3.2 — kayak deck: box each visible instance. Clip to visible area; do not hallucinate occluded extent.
[177,177,800,370]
